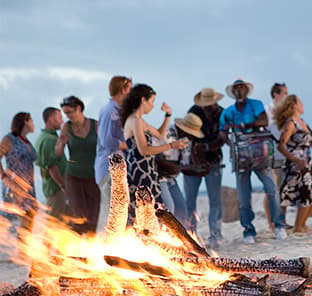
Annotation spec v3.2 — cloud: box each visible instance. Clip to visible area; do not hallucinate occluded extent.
[0,67,111,89]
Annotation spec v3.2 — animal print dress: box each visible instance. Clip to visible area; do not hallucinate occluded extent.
[125,131,162,218]
[280,120,312,207]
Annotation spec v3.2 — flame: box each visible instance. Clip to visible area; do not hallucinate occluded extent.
[0,199,232,295]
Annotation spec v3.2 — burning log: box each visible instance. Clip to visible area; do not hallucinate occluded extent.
[135,185,161,235]
[173,256,312,278]
[104,154,129,243]
[104,255,173,278]
[0,282,40,296]
[139,233,199,259]
[156,208,210,258]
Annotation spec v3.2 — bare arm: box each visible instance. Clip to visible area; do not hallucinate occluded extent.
[132,117,186,156]
[145,102,171,139]
[0,136,12,178]
[48,164,65,192]
[278,120,306,170]
[119,141,128,150]
[55,123,69,156]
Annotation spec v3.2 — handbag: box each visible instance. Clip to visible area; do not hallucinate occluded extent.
[156,155,181,178]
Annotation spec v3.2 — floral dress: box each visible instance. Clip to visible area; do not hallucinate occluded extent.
[125,131,162,218]
[2,133,37,211]
[280,120,312,207]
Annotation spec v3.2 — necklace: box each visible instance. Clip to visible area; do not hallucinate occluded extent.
[74,118,86,132]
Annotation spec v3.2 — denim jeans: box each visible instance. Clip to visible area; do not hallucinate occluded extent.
[183,166,222,242]
[236,168,285,238]
[160,177,188,227]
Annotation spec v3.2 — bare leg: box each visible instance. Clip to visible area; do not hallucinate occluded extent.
[294,207,310,233]
[301,206,312,232]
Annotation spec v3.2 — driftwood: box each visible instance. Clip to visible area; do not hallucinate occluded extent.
[104,255,173,278]
[155,208,210,258]
[104,154,129,243]
[173,256,312,278]
[1,282,40,296]
[135,185,161,235]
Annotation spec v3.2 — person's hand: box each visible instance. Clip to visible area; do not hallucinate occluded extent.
[59,128,70,145]
[161,102,171,115]
[171,139,188,150]
[294,158,307,171]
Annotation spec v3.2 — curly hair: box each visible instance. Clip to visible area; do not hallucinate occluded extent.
[273,94,297,130]
[120,84,156,127]
[11,112,31,136]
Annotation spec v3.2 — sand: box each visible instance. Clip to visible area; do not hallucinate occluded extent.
[0,192,311,292]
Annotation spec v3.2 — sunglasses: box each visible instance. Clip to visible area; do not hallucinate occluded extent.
[61,97,78,107]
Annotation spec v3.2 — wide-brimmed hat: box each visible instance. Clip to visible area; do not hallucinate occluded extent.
[194,88,224,107]
[174,113,204,138]
[225,78,254,98]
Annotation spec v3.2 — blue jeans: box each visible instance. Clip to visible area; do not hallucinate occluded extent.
[160,178,187,227]
[183,166,222,242]
[236,168,285,238]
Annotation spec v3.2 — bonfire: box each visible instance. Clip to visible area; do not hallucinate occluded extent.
[0,154,311,295]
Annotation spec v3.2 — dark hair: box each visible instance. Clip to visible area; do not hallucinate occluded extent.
[42,107,60,123]
[11,112,31,136]
[60,95,85,112]
[109,76,132,97]
[270,82,287,99]
[120,84,156,127]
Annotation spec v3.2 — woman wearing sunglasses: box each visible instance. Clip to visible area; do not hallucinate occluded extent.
[55,96,100,236]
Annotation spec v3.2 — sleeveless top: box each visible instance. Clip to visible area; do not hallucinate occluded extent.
[2,133,37,210]
[280,119,312,207]
[66,119,97,178]
[125,131,162,217]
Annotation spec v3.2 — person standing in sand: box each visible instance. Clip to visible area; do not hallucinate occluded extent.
[264,83,289,230]
[219,79,287,244]
[273,94,312,234]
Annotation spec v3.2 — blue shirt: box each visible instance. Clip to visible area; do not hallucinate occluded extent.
[219,98,265,131]
[94,99,124,184]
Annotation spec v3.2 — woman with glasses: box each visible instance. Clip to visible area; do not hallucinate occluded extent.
[120,84,188,221]
[55,96,100,236]
[0,112,37,243]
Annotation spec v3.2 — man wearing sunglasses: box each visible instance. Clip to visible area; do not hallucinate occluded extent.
[94,76,132,233]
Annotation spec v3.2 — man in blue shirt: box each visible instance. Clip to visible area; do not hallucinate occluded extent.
[95,76,132,233]
[219,79,287,244]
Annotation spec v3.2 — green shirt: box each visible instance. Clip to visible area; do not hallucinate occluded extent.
[35,129,67,197]
[66,119,97,178]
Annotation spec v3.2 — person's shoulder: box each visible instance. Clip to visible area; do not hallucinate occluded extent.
[247,97,264,104]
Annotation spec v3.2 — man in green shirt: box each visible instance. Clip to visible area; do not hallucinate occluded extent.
[35,107,67,220]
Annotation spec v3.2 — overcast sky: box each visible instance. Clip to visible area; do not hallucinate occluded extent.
[1,0,312,200]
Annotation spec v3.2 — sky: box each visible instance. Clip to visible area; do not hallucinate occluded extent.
[1,0,312,201]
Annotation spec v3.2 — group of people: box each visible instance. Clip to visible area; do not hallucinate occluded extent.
[0,75,311,250]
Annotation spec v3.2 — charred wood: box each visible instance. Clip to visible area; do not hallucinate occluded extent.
[155,208,210,258]
[104,154,129,243]
[1,282,40,296]
[104,255,173,278]
[135,186,161,235]
[173,256,312,278]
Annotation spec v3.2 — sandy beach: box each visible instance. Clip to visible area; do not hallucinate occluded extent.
[0,191,311,293]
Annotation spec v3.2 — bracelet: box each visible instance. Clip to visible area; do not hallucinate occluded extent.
[165,113,172,117]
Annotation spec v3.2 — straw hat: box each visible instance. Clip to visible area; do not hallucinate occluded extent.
[174,113,204,138]
[194,88,224,107]
[225,78,254,98]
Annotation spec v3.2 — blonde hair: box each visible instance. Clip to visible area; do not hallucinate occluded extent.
[273,94,297,130]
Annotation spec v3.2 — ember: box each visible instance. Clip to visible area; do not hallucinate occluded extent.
[0,154,311,295]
